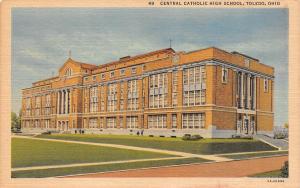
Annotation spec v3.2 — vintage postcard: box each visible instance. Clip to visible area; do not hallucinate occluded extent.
[0,0,299,187]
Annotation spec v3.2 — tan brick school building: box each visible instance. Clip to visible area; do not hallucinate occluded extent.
[21,47,274,138]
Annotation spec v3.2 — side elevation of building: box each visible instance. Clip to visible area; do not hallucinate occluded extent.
[21,47,274,138]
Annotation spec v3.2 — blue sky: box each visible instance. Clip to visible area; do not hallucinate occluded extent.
[12,8,288,127]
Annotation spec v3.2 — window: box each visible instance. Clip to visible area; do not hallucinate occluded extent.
[65,68,72,76]
[101,73,105,80]
[131,67,137,74]
[120,83,125,110]
[107,83,117,112]
[93,75,96,81]
[99,117,104,128]
[107,117,117,128]
[110,71,115,78]
[183,66,206,106]
[148,115,167,129]
[90,87,98,112]
[126,116,138,129]
[120,69,125,76]
[35,96,41,116]
[172,114,177,129]
[25,98,31,116]
[100,86,105,111]
[45,120,50,129]
[34,120,40,128]
[127,80,138,110]
[45,94,51,107]
[119,117,124,128]
[45,94,51,115]
[182,113,205,129]
[236,72,242,108]
[172,71,178,106]
[149,73,168,108]
[89,118,98,128]
[222,67,228,83]
[264,78,269,92]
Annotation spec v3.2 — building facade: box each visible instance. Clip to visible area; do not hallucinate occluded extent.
[21,47,274,138]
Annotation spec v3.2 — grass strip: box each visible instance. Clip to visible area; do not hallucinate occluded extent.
[12,157,210,178]
[12,137,175,168]
[37,134,278,155]
[219,151,288,160]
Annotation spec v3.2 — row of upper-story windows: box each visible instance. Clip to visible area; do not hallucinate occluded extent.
[25,94,51,109]
[84,66,140,82]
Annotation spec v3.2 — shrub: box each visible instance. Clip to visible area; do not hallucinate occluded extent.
[182,134,202,141]
[232,134,241,138]
[149,135,154,137]
[274,132,286,139]
[191,134,203,140]
[41,131,51,135]
[182,134,191,141]
[280,161,288,178]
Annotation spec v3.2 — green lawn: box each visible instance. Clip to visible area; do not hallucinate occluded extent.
[249,170,282,178]
[12,157,210,178]
[37,134,277,154]
[12,137,175,168]
[219,151,288,160]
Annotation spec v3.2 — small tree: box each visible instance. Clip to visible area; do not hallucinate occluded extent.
[280,161,288,178]
[11,112,21,129]
[284,123,289,129]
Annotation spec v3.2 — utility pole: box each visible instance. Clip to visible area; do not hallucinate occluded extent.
[68,50,72,58]
[169,39,172,48]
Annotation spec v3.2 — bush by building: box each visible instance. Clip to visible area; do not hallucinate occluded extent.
[280,161,288,178]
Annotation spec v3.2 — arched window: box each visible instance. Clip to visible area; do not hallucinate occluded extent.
[65,68,72,77]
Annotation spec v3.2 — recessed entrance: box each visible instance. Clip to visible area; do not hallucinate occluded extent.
[57,121,69,131]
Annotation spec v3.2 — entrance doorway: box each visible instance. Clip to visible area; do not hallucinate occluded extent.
[57,121,69,131]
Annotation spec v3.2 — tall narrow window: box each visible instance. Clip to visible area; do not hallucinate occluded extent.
[90,87,98,112]
[25,97,31,116]
[120,83,124,110]
[45,94,51,115]
[222,67,228,83]
[172,71,178,107]
[119,117,124,128]
[264,78,269,92]
[172,114,177,129]
[127,80,138,110]
[84,88,89,113]
[107,84,117,112]
[100,86,105,111]
[149,73,168,108]
[35,96,41,116]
